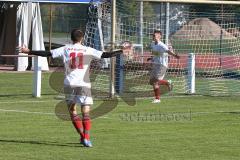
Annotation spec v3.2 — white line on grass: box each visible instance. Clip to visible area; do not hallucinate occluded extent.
[0,108,110,120]
[0,100,60,104]
[0,108,238,117]
[0,94,203,104]
[0,108,55,115]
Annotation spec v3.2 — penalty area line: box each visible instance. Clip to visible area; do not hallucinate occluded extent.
[0,108,55,115]
[0,108,111,120]
[0,108,237,117]
[0,95,203,104]
[0,100,60,104]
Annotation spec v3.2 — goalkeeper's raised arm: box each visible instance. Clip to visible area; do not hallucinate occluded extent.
[166,48,180,59]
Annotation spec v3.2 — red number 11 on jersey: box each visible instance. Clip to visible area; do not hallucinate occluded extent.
[70,52,83,69]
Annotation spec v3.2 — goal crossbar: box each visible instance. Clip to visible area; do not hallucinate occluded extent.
[137,0,240,5]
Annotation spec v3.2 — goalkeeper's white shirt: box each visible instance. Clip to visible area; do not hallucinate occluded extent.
[51,43,103,88]
[151,41,169,67]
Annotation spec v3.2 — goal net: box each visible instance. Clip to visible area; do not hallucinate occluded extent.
[84,0,240,98]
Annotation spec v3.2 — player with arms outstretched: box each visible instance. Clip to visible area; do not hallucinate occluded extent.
[149,29,180,103]
[20,29,122,147]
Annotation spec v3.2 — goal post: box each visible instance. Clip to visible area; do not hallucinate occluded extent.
[110,0,117,98]
[33,56,42,97]
[187,53,195,94]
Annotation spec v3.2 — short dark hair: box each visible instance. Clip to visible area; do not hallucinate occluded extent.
[153,29,162,35]
[71,29,84,42]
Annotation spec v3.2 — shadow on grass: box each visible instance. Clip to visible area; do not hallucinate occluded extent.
[217,111,240,115]
[0,139,83,148]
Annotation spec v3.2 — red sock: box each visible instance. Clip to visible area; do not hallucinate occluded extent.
[154,87,160,100]
[71,113,84,140]
[159,80,170,91]
[158,80,168,85]
[83,114,91,140]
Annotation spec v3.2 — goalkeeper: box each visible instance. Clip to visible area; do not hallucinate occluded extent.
[148,29,180,103]
[20,28,122,147]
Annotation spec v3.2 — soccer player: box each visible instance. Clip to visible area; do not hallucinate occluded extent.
[20,29,122,147]
[148,29,180,103]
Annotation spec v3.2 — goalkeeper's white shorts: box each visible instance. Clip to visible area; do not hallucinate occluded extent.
[149,64,167,85]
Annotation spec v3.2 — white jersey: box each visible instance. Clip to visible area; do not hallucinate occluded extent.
[51,43,103,88]
[151,41,169,67]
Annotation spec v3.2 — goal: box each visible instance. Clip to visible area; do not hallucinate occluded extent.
[84,0,240,98]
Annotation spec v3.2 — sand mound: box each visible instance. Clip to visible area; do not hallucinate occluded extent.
[171,18,236,40]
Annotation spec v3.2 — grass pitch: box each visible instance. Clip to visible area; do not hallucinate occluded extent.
[0,72,240,160]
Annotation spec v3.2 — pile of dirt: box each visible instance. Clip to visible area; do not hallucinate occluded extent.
[171,18,236,40]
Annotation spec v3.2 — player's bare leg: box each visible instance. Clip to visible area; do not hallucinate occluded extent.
[81,105,92,147]
[68,103,84,144]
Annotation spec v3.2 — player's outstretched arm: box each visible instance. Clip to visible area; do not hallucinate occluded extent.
[19,46,52,57]
[101,49,123,58]
[167,50,180,59]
